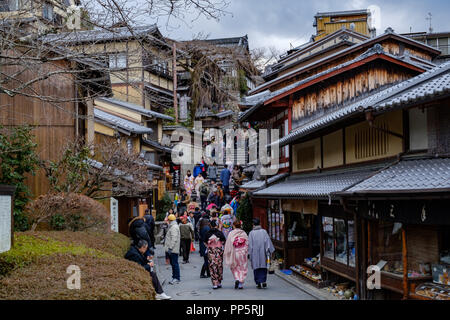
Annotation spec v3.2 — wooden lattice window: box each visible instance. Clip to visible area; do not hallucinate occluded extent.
[354,122,389,159]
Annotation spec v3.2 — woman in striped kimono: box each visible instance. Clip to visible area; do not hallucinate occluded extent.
[224,220,249,289]
[204,220,226,289]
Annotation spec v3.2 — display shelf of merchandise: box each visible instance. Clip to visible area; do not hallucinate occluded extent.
[290,265,328,288]
[412,283,450,300]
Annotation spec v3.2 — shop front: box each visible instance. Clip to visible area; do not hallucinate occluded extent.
[251,167,380,293]
[266,199,321,272]
[336,157,450,300]
[356,199,450,300]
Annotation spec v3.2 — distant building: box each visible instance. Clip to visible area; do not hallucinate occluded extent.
[42,24,175,114]
[0,0,79,32]
[402,31,450,62]
[313,9,376,41]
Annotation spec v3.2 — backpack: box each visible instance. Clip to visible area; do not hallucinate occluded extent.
[200,184,209,197]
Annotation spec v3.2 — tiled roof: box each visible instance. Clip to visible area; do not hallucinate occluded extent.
[240,173,289,190]
[344,158,450,193]
[248,29,439,95]
[94,108,153,135]
[41,24,160,44]
[314,9,370,17]
[277,60,450,147]
[252,165,384,199]
[239,44,435,121]
[142,139,172,153]
[96,97,174,121]
[195,108,234,119]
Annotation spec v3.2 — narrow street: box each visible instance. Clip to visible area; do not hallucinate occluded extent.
[155,242,317,300]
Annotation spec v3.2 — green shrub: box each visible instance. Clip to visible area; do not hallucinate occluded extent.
[0,234,112,277]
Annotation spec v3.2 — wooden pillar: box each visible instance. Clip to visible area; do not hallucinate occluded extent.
[402,227,409,300]
[360,218,368,300]
[354,210,361,298]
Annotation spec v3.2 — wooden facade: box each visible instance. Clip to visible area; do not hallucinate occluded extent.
[0,59,79,198]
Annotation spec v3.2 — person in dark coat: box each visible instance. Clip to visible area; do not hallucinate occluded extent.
[124,240,171,300]
[193,207,202,242]
[199,218,211,278]
[128,217,154,256]
[143,210,156,249]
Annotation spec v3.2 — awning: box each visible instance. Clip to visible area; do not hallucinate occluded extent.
[240,173,289,191]
[252,164,385,200]
[337,157,450,196]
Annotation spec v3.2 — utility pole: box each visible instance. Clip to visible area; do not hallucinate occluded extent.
[173,42,178,123]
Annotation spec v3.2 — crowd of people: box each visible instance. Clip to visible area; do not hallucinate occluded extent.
[122,162,275,299]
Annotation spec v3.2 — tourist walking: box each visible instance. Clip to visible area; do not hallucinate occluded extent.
[184,170,195,196]
[220,207,235,239]
[248,218,275,289]
[199,217,211,278]
[220,164,231,195]
[224,220,249,289]
[207,162,218,182]
[204,220,226,289]
[164,214,181,284]
[179,216,195,264]
[199,181,209,211]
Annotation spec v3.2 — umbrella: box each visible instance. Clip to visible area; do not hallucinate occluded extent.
[206,203,217,210]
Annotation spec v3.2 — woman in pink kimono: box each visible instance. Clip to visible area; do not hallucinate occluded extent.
[224,220,249,289]
[183,170,195,196]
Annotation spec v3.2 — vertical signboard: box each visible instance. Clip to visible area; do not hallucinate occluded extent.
[110,197,119,233]
[0,194,12,253]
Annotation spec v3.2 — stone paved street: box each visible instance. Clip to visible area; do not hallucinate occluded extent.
[154,242,317,300]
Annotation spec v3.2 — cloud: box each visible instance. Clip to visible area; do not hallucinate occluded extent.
[159,0,450,53]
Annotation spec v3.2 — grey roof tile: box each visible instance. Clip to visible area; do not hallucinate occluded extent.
[241,173,289,190]
[96,97,174,121]
[346,158,450,193]
[94,108,153,135]
[252,165,384,198]
[41,25,160,44]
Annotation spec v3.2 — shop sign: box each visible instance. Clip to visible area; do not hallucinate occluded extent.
[110,197,119,233]
[360,200,450,225]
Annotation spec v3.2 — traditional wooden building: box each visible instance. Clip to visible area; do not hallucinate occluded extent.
[239,26,448,299]
[42,24,175,114]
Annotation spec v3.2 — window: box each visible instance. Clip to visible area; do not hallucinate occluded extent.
[297,146,315,169]
[322,216,355,267]
[42,2,53,21]
[323,217,334,259]
[409,107,428,151]
[373,221,403,275]
[354,122,388,159]
[438,37,449,55]
[335,218,348,264]
[268,200,284,242]
[0,0,19,11]
[109,53,127,69]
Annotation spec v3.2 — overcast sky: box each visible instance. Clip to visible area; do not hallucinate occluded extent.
[158,0,450,54]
